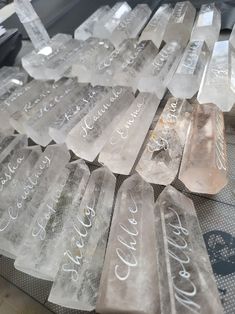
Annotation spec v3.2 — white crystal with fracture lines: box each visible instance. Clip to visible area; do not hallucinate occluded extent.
[14,160,90,281]
[49,167,116,311]
[191,3,221,51]
[137,41,182,98]
[74,6,110,40]
[66,87,134,161]
[99,93,160,175]
[154,185,224,314]
[164,1,196,47]
[136,98,193,185]
[0,144,70,259]
[96,174,159,314]
[168,40,209,98]
[109,4,152,47]
[140,4,172,49]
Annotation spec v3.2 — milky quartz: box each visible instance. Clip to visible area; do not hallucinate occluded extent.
[198,41,235,112]
[229,24,235,93]
[99,93,160,175]
[191,3,221,51]
[49,85,111,144]
[14,0,50,51]
[0,144,70,258]
[136,98,192,185]
[179,103,227,194]
[66,87,134,161]
[154,185,224,314]
[14,160,90,281]
[164,1,196,47]
[140,4,172,49]
[74,6,110,40]
[138,41,182,98]
[109,4,152,47]
[96,174,158,314]
[49,167,116,311]
[168,40,209,99]
[94,2,131,39]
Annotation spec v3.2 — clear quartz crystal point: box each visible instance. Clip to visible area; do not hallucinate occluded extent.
[74,6,111,40]
[66,87,134,161]
[154,185,224,314]
[99,93,160,175]
[137,41,182,98]
[164,1,196,47]
[168,40,210,99]
[14,0,50,51]
[191,3,221,51]
[109,4,152,47]
[96,174,159,314]
[14,160,90,281]
[179,103,228,194]
[94,2,131,39]
[0,144,70,259]
[136,98,193,185]
[198,40,235,112]
[140,4,173,49]
[229,24,235,93]
[49,167,116,311]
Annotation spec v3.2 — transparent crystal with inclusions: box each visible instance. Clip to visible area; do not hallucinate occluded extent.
[49,85,111,144]
[94,2,131,39]
[49,167,116,311]
[74,6,110,40]
[0,134,27,164]
[96,174,159,314]
[66,87,134,162]
[137,41,182,99]
[99,93,160,175]
[14,0,50,51]
[0,144,70,259]
[136,98,193,185]
[168,40,210,99]
[179,103,227,194]
[14,160,90,281]
[109,4,152,47]
[154,185,224,314]
[140,4,173,49]
[164,1,196,47]
[191,3,221,51]
[198,41,235,112]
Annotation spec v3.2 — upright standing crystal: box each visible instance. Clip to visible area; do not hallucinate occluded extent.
[96,174,159,314]
[94,2,131,39]
[164,1,196,47]
[198,41,235,112]
[136,98,193,185]
[109,4,152,47]
[140,4,172,48]
[66,87,134,161]
[154,185,224,314]
[179,103,228,194]
[99,93,160,175]
[74,6,110,40]
[49,167,116,311]
[14,160,90,281]
[168,40,209,98]
[14,0,50,51]
[191,3,221,51]
[137,41,182,98]
[0,144,70,258]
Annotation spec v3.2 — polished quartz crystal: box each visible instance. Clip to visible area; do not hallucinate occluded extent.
[154,185,224,314]
[179,103,228,194]
[136,98,193,185]
[49,167,116,311]
[168,40,210,98]
[140,4,173,49]
[96,174,159,314]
